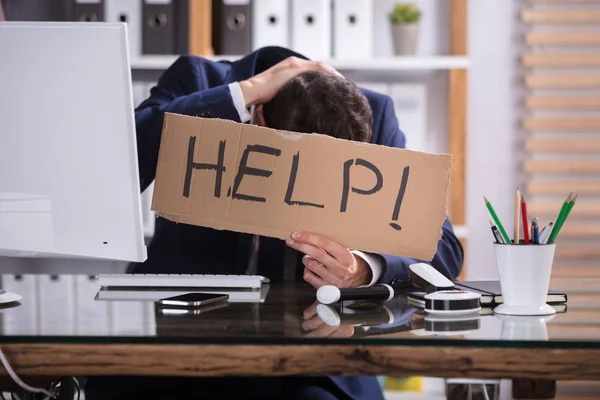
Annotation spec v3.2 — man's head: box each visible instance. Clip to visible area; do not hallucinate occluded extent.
[254,71,373,143]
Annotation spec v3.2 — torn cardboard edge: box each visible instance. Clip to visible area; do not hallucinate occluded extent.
[152,112,452,261]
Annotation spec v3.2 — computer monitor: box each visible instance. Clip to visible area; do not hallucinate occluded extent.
[0,22,147,262]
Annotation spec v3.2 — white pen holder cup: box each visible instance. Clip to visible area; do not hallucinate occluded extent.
[493,243,556,316]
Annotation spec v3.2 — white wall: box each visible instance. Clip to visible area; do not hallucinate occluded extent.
[466,0,521,279]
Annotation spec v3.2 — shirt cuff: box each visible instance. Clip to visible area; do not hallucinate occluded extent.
[228,82,252,123]
[351,250,382,287]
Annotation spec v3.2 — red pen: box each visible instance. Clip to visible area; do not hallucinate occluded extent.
[521,194,530,244]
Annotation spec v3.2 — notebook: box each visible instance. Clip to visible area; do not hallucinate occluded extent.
[454,281,567,306]
[407,291,568,315]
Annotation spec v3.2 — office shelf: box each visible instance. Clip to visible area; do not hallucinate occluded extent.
[130,55,469,71]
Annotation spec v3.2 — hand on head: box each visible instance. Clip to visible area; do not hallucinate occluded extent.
[239,56,342,107]
[286,231,372,289]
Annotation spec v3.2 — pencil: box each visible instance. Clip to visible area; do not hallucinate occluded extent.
[521,194,530,244]
[514,189,521,244]
[549,193,578,244]
[484,196,511,244]
[547,192,573,244]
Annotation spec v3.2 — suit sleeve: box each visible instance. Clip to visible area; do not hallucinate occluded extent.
[373,97,464,281]
[135,56,240,192]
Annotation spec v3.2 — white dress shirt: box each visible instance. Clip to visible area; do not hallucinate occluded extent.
[226,82,382,286]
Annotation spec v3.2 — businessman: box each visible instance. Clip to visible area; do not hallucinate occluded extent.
[85,46,463,400]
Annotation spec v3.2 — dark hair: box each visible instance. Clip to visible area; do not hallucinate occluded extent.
[262,71,373,142]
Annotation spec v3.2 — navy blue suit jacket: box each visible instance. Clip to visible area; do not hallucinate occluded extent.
[132,46,463,285]
[131,46,463,400]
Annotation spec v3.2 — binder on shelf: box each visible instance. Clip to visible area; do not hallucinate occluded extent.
[291,0,331,59]
[105,0,142,64]
[390,83,427,152]
[37,275,76,335]
[189,0,213,56]
[356,82,389,96]
[75,275,110,335]
[0,0,5,21]
[142,0,175,55]
[174,0,190,54]
[73,0,105,22]
[214,0,252,55]
[3,0,71,21]
[332,0,372,58]
[132,81,148,108]
[252,0,289,50]
[1,274,39,335]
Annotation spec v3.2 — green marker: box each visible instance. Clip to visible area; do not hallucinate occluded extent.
[549,194,577,244]
[547,193,573,244]
[484,196,511,244]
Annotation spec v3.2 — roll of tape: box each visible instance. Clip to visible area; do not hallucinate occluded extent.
[424,290,481,315]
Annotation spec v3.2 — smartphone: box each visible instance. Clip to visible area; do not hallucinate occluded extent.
[157,293,229,308]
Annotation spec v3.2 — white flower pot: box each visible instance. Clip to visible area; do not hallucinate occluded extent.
[390,23,420,55]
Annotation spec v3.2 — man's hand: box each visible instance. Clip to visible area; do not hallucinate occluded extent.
[286,231,372,289]
[302,301,354,338]
[238,56,342,107]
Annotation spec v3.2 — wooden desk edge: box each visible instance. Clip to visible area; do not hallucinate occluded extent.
[1,343,599,380]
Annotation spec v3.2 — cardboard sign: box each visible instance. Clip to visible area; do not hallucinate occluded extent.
[152,113,452,260]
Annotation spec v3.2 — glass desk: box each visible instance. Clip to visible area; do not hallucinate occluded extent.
[0,274,598,382]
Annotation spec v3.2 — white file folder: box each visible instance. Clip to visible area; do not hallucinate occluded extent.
[355,82,389,96]
[75,275,110,335]
[390,84,428,152]
[37,275,76,335]
[252,0,289,50]
[105,0,142,64]
[1,274,39,335]
[332,0,372,58]
[291,0,331,59]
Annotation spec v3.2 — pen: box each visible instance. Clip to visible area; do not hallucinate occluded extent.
[539,222,553,244]
[521,194,530,244]
[489,220,504,244]
[317,284,394,305]
[532,217,540,244]
[484,197,511,244]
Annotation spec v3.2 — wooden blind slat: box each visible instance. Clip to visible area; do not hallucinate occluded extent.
[526,32,600,46]
[525,96,600,109]
[522,10,600,23]
[524,160,600,173]
[525,74,600,88]
[556,245,600,260]
[523,53,600,67]
[553,265,600,279]
[527,0,600,3]
[524,117,600,131]
[526,180,600,194]
[560,224,600,237]
[524,138,600,152]
[529,202,600,216]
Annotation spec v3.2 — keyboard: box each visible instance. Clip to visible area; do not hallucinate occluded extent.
[97,274,270,290]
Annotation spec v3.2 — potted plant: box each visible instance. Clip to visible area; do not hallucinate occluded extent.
[389,3,421,55]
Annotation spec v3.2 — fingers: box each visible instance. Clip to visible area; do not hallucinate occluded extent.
[303,323,339,338]
[302,316,324,331]
[303,301,319,320]
[312,61,343,78]
[287,239,339,269]
[302,255,342,287]
[285,56,343,78]
[303,268,327,289]
[288,231,353,265]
